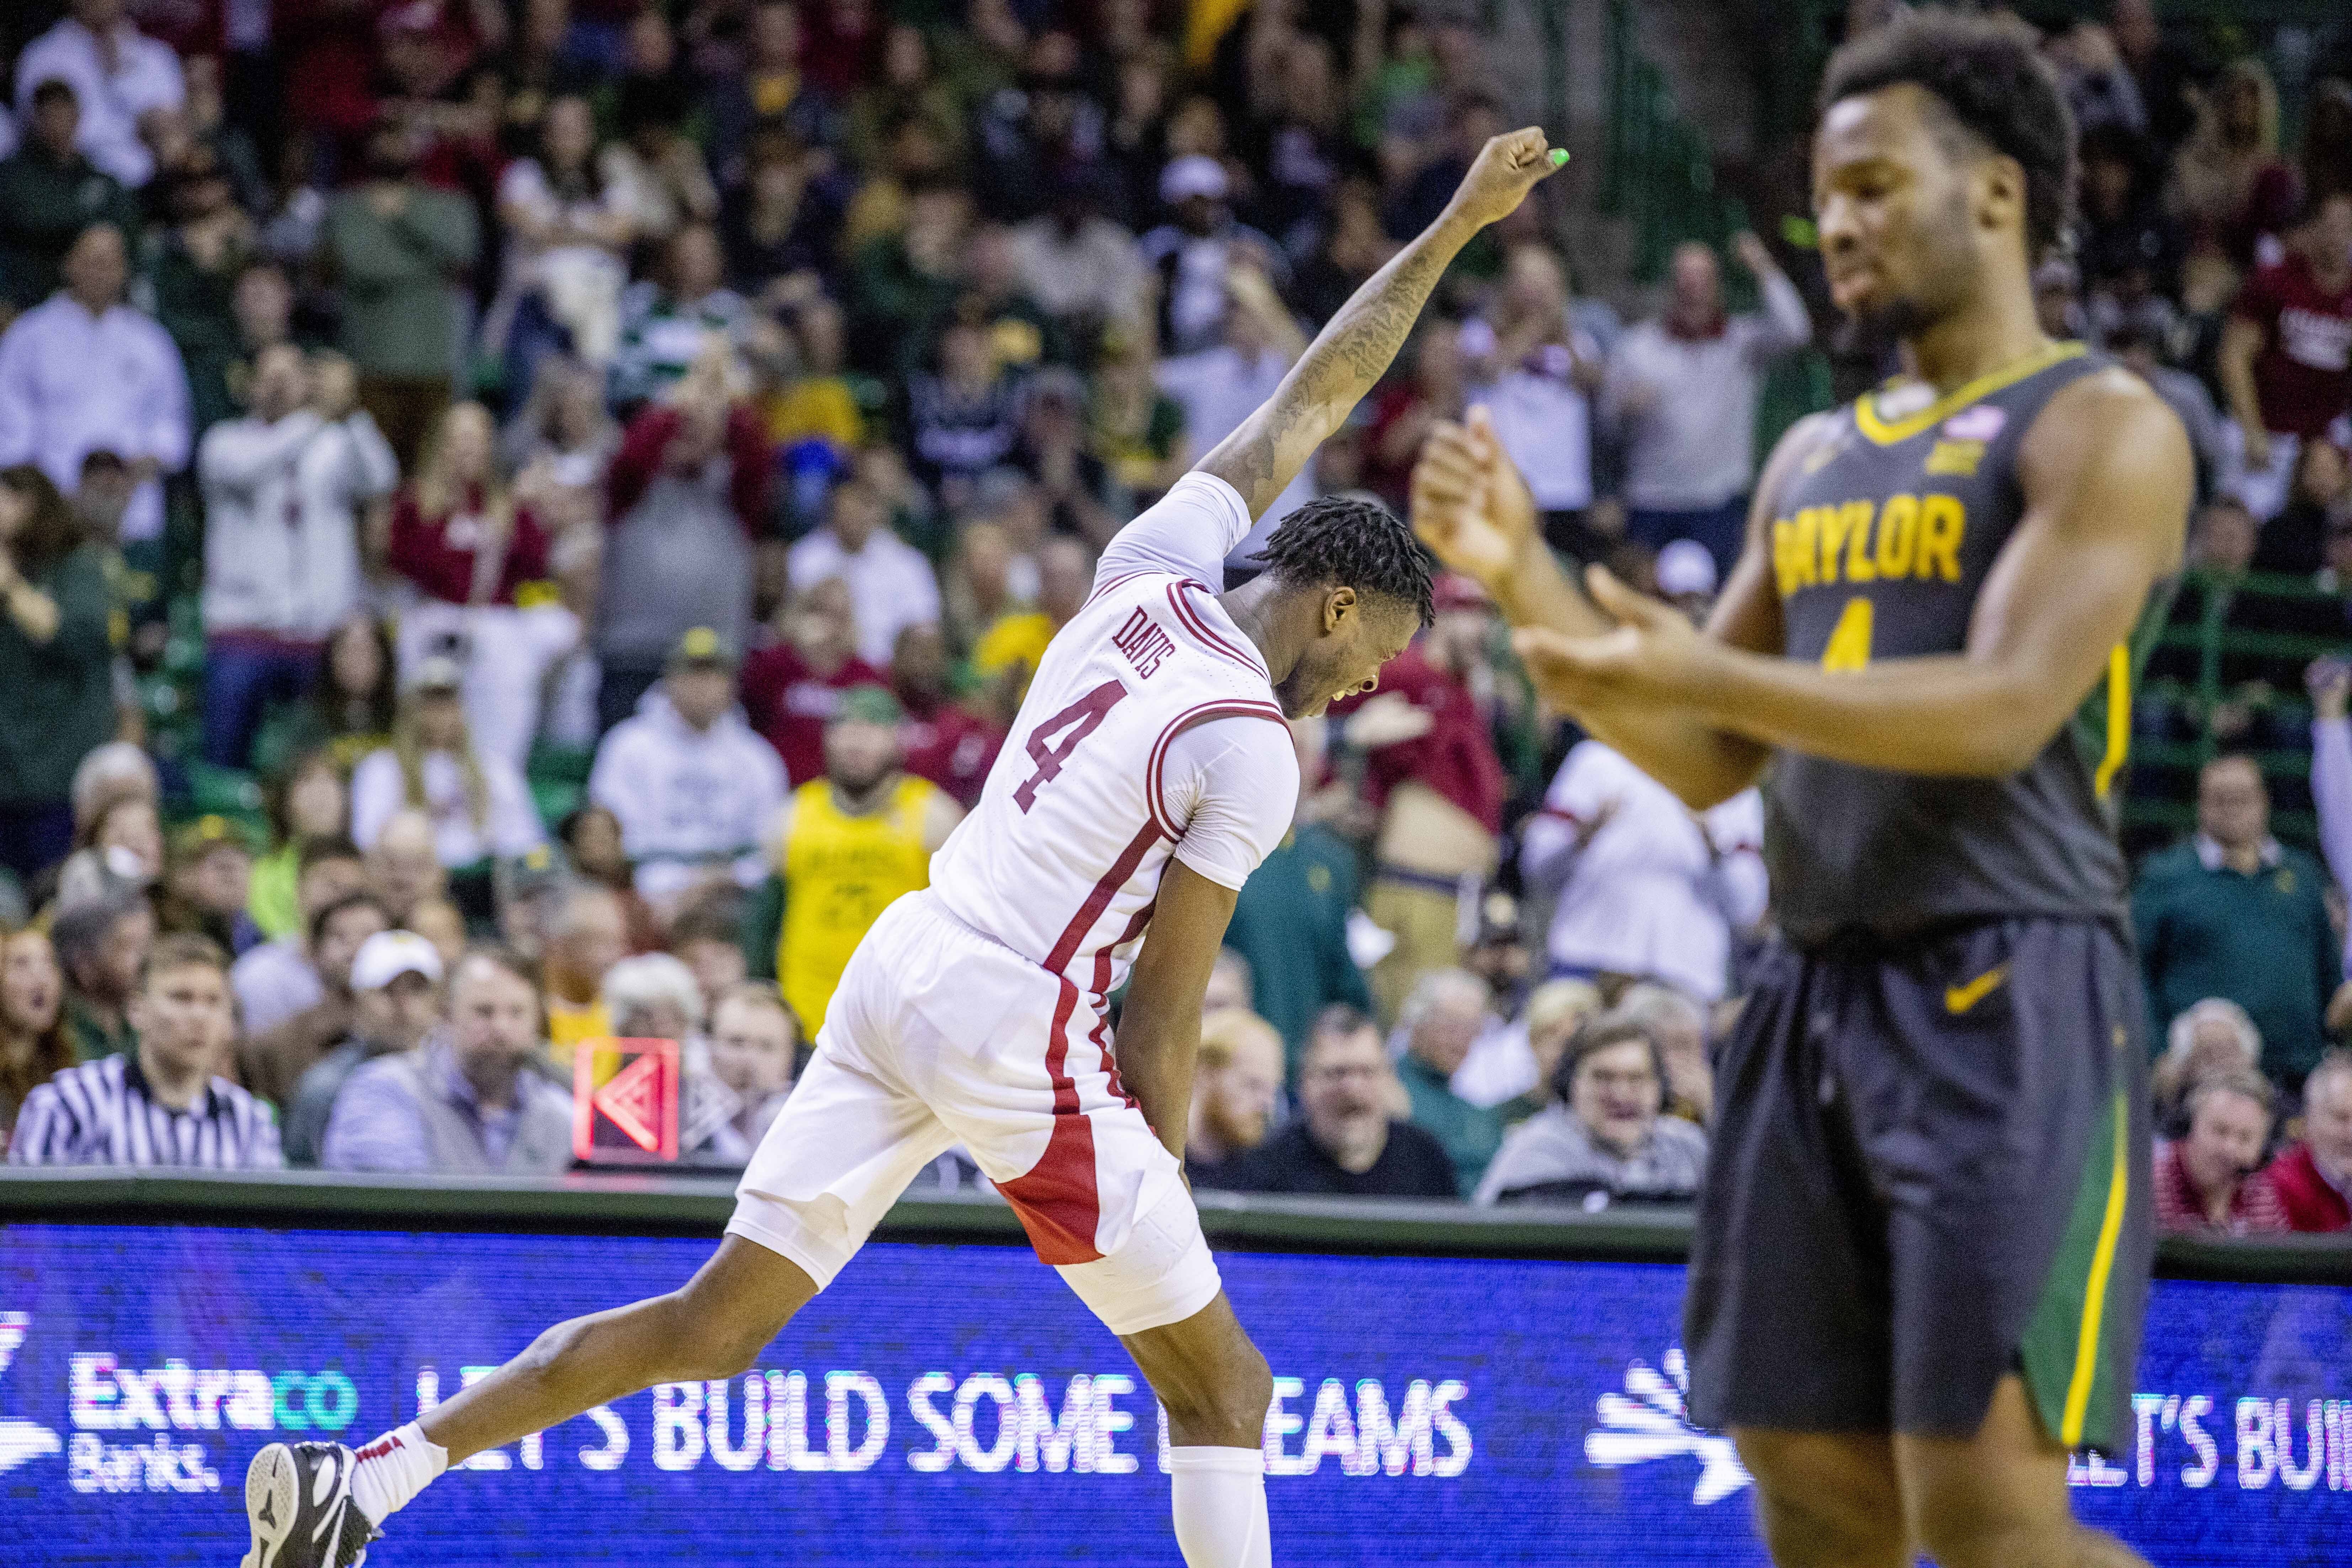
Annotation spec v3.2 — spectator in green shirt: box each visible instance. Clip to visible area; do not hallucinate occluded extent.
[0,80,141,315]
[0,464,115,883]
[1393,966,1504,1197]
[324,119,479,470]
[2134,754,2342,1093]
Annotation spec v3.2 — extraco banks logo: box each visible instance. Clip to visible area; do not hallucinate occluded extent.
[0,1313,361,1494]
[1583,1347,1751,1506]
[0,1311,63,1476]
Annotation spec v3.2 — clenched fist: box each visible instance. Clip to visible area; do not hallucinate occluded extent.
[1444,128,1566,229]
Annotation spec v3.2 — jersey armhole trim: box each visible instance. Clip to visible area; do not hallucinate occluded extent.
[1083,567,1166,611]
[1146,699,1290,841]
[1167,580,1271,679]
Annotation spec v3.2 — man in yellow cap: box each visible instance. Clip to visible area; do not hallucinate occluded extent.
[156,814,263,956]
[769,685,962,1037]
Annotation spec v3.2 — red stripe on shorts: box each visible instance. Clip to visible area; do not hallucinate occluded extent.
[1000,823,1165,1265]
[1089,899,1157,1112]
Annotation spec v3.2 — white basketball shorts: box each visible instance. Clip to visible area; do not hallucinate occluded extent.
[726,889,1221,1336]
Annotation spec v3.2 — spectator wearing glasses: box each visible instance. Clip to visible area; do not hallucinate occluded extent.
[1474,1016,1707,1208]
[2134,754,2338,1094]
[2152,1068,2287,1235]
[1206,1005,1456,1199]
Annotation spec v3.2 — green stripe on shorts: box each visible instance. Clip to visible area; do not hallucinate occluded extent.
[2018,1036,2132,1450]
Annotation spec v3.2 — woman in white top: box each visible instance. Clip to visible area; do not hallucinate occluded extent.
[486,94,636,386]
[350,658,546,871]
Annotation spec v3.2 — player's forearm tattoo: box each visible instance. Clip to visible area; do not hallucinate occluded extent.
[1211,226,1462,516]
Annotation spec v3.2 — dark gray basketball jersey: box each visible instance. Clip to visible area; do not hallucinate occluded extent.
[1762,342,2134,946]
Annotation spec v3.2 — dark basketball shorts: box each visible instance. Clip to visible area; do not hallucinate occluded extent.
[1684,917,2152,1452]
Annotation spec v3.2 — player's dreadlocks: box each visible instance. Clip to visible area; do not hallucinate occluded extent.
[1819,9,2077,265]
[1257,495,1438,627]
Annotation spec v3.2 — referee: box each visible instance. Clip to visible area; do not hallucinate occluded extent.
[7,933,282,1168]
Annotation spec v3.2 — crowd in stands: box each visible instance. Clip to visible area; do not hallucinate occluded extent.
[0,0,2347,1240]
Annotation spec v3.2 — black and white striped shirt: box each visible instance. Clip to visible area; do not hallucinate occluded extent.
[4,1053,285,1170]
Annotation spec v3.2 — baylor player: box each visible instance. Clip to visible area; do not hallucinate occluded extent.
[1414,12,2188,1568]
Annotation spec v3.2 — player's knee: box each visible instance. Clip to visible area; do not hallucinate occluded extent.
[667,1304,779,1381]
[1756,1483,1905,1568]
[1739,1439,1904,1567]
[1175,1343,1273,1446]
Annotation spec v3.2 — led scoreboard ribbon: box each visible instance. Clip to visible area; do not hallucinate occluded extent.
[0,1225,2345,1565]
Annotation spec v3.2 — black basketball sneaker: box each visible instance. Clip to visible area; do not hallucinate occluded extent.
[240,1441,383,1568]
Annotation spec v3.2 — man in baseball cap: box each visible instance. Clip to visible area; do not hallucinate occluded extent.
[588,621,786,909]
[667,624,737,673]
[161,815,263,953]
[281,929,445,1165]
[1144,154,1285,355]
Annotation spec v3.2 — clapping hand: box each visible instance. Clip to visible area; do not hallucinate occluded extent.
[1411,406,1539,591]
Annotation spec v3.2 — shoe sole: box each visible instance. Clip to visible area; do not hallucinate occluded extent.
[241,1442,297,1568]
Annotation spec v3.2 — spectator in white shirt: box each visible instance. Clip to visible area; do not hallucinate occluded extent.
[1156,261,1314,558]
[1602,231,1811,574]
[588,626,788,914]
[0,221,188,548]
[1007,171,1147,338]
[1523,732,1767,1006]
[195,343,397,769]
[784,475,940,668]
[350,655,547,872]
[1462,243,1606,552]
[1138,156,1287,355]
[12,0,186,189]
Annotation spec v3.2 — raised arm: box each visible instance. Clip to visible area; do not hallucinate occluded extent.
[1195,128,1563,520]
[1513,368,2192,780]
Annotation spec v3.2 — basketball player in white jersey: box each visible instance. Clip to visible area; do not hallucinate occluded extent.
[242,129,1561,1568]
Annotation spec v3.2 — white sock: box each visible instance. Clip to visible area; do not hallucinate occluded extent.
[349,1422,449,1525]
[1168,1445,1271,1568]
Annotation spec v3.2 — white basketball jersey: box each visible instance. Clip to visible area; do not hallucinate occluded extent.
[928,473,1297,1001]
